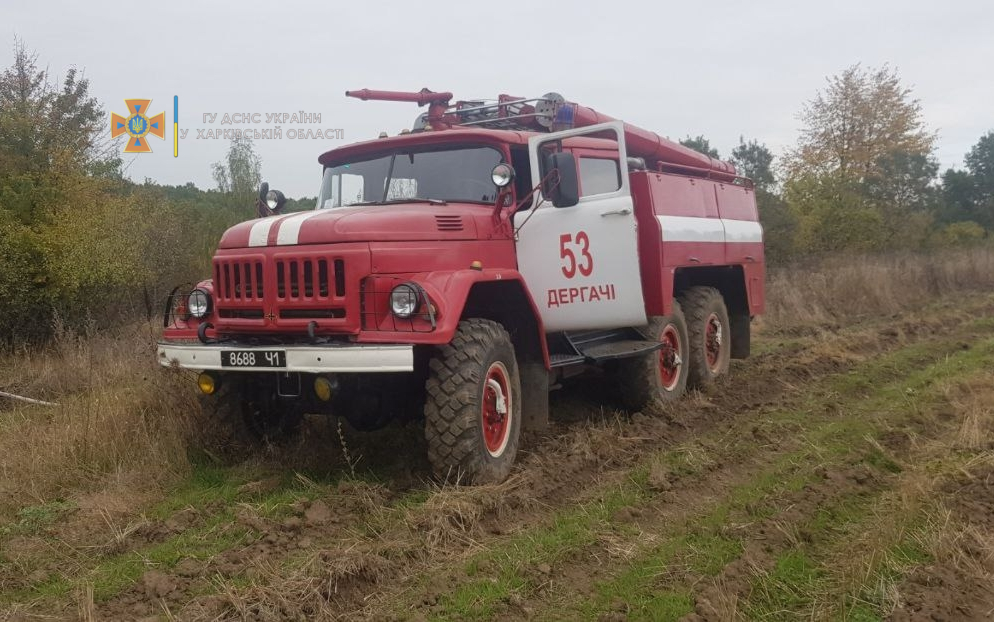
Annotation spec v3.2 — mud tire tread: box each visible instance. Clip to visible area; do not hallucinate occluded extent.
[424,319,521,484]
[680,286,731,389]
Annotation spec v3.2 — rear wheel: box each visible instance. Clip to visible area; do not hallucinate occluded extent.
[424,319,521,484]
[680,287,731,388]
[613,302,690,411]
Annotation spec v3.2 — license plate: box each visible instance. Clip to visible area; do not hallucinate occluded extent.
[221,350,286,368]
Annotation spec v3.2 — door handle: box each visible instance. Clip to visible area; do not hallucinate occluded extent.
[600,208,632,217]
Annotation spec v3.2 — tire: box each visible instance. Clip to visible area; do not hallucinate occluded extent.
[679,286,731,388]
[239,379,302,442]
[613,302,690,411]
[336,374,421,432]
[424,319,521,484]
[207,375,301,443]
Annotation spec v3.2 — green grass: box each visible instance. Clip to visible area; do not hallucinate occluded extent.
[0,500,76,537]
[89,515,254,601]
[748,551,823,614]
[434,482,643,620]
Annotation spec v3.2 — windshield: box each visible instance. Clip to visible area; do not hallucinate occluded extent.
[317,145,504,208]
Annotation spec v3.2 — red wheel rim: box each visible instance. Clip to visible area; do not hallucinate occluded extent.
[705,313,723,372]
[658,324,682,391]
[482,362,512,457]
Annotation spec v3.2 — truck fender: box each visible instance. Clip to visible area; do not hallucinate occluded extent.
[415,269,550,370]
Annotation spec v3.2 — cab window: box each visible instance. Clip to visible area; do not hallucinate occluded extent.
[578,157,621,196]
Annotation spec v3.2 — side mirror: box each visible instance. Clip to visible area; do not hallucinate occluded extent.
[258,182,269,202]
[543,152,579,208]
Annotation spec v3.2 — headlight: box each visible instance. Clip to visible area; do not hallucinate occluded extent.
[266,190,279,210]
[491,163,515,188]
[390,283,422,318]
[188,289,211,319]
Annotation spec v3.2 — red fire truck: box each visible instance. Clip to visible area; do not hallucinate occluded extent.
[158,89,764,483]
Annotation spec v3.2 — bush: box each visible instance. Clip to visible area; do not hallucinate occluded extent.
[928,221,986,247]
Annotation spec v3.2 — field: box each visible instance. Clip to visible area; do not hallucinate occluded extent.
[2,250,994,621]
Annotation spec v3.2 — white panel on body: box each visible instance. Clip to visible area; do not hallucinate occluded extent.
[657,215,725,243]
[276,210,326,245]
[656,216,763,244]
[722,219,764,243]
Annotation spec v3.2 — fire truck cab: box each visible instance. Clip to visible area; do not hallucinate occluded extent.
[158,89,764,484]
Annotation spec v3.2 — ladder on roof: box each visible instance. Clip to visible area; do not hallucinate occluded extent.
[416,93,575,132]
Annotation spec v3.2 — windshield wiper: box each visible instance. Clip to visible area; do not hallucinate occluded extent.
[350,197,448,206]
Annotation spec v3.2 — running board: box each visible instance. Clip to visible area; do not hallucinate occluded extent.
[547,328,662,367]
[580,339,662,362]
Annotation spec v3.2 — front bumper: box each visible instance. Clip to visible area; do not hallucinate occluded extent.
[157,342,414,373]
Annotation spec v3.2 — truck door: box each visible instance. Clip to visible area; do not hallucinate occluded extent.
[515,121,647,332]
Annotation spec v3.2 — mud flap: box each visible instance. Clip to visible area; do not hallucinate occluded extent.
[519,360,549,431]
[730,314,751,359]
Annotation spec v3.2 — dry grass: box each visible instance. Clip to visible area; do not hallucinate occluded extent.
[0,322,200,521]
[764,246,994,331]
[407,475,525,549]
[205,547,391,621]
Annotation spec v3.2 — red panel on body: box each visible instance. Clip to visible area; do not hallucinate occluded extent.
[367,240,517,275]
[714,183,758,221]
[644,173,719,218]
[662,241,725,267]
[630,173,665,315]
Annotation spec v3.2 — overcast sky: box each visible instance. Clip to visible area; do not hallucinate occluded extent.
[3,0,991,198]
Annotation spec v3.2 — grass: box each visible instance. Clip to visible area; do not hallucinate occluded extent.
[489,325,994,621]
[763,246,994,331]
[4,249,994,619]
[0,500,76,537]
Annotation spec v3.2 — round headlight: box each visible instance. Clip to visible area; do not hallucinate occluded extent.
[390,283,421,319]
[188,289,211,319]
[266,190,279,210]
[491,163,515,188]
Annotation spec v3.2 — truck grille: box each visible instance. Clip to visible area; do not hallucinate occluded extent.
[275,258,345,299]
[211,251,359,332]
[214,260,264,301]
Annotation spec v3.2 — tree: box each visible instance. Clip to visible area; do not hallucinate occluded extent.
[965,131,994,212]
[755,190,797,263]
[212,135,261,197]
[783,65,938,253]
[0,40,112,179]
[784,172,887,253]
[937,168,979,225]
[730,137,775,191]
[786,64,934,182]
[679,135,720,159]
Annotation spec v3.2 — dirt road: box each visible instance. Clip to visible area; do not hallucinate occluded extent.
[3,295,994,621]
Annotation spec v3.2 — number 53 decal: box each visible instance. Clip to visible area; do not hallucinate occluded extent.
[560,231,593,278]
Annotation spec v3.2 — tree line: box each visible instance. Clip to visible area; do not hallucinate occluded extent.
[680,65,993,262]
[1,43,991,345]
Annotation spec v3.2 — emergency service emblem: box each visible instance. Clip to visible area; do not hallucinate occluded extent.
[110,99,165,153]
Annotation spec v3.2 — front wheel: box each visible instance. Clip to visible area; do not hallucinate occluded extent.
[612,302,690,411]
[200,375,302,447]
[424,319,522,484]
